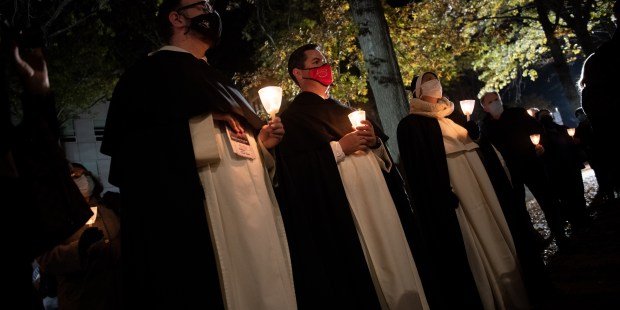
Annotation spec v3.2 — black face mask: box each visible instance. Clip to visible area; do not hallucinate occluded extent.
[188,11,222,45]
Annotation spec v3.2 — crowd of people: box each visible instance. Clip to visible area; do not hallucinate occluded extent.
[3,0,618,309]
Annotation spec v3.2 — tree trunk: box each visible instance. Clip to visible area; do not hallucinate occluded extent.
[535,0,582,124]
[548,0,596,55]
[348,0,408,160]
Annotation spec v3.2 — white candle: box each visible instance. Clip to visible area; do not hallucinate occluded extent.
[348,110,366,128]
[258,86,283,120]
[530,134,541,145]
[567,128,576,137]
[460,99,475,121]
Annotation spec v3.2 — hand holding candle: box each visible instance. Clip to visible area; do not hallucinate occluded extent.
[258,86,283,120]
[529,133,545,156]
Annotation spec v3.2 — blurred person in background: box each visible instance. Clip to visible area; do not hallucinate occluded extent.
[573,107,609,204]
[479,91,571,252]
[37,163,121,310]
[1,21,91,309]
[535,109,589,233]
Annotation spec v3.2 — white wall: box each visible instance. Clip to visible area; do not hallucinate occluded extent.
[63,101,117,194]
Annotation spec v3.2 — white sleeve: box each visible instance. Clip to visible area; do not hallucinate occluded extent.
[330,141,346,163]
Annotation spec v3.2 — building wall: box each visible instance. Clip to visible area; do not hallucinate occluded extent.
[62,101,117,194]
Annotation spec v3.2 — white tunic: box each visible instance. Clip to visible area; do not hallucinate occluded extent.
[408,97,529,309]
[195,119,297,310]
[332,142,429,310]
[439,117,529,310]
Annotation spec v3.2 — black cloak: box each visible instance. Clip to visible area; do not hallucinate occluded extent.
[100,50,263,309]
[275,91,418,310]
[397,114,484,310]
[476,129,554,305]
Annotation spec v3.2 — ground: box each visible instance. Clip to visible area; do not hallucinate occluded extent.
[528,169,620,309]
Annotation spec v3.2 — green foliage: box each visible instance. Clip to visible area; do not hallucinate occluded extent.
[385,0,613,100]
[3,0,616,121]
[234,0,368,107]
[46,1,119,123]
[386,0,475,88]
[239,0,614,110]
[2,0,159,124]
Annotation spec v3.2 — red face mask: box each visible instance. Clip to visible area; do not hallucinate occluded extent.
[302,63,333,86]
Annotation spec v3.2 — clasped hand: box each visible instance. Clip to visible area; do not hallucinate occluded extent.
[339,120,377,155]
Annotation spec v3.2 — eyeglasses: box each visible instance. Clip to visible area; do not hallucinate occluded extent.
[176,1,212,14]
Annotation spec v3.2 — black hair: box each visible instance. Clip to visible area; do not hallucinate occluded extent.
[288,43,320,86]
[157,0,183,43]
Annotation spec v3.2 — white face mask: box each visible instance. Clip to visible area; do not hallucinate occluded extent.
[484,99,504,118]
[74,175,94,198]
[420,79,443,99]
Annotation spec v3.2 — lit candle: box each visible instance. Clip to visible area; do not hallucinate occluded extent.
[258,86,283,120]
[566,128,576,137]
[530,134,540,145]
[348,110,366,128]
[459,99,475,121]
[85,206,98,226]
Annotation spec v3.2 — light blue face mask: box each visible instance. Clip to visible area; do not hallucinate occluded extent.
[485,99,503,117]
[74,175,94,198]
